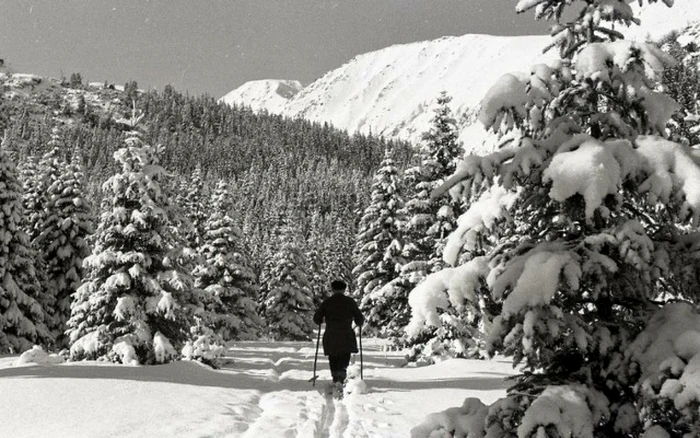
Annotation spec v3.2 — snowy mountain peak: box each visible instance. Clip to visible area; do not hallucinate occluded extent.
[221,0,700,150]
[222,33,553,151]
[219,79,303,112]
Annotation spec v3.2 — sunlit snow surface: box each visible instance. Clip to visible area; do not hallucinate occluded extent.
[0,337,515,438]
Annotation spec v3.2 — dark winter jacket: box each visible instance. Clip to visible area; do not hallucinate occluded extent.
[313,293,364,356]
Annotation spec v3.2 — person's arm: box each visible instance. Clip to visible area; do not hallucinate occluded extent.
[351,298,364,327]
[313,302,324,325]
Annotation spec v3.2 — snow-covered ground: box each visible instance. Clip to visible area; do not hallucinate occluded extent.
[0,337,515,438]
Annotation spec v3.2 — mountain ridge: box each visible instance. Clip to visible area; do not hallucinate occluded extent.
[221,0,700,151]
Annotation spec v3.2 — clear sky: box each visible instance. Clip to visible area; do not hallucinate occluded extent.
[0,1,549,98]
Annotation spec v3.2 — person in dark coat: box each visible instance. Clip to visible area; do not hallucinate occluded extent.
[313,279,364,384]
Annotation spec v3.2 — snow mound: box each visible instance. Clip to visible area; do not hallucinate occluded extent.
[347,362,362,380]
[15,346,65,366]
[410,397,488,438]
[345,378,369,395]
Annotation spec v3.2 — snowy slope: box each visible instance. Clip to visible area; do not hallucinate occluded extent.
[222,34,552,151]
[220,79,303,112]
[629,0,700,42]
[0,338,516,438]
[221,0,700,151]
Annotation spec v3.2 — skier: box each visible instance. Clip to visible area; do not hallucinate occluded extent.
[313,279,364,388]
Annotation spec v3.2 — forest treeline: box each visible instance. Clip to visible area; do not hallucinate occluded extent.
[1,78,414,290]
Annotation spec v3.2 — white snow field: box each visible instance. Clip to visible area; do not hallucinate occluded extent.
[0,337,515,438]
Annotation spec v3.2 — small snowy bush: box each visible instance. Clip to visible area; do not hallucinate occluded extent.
[181,325,225,368]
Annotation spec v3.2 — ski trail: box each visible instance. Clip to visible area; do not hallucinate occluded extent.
[221,392,262,436]
[241,391,309,438]
[328,399,350,438]
[319,388,337,438]
[293,392,325,437]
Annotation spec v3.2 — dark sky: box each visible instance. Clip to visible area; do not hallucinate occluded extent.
[0,1,549,98]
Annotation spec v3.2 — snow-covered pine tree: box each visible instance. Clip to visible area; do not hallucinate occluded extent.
[176,163,208,249]
[352,148,405,335]
[410,1,700,436]
[257,208,286,315]
[19,153,47,244]
[262,223,314,341]
[323,210,355,287]
[35,151,94,345]
[419,92,464,265]
[381,93,465,348]
[18,130,69,334]
[67,115,195,365]
[193,180,261,341]
[306,211,329,309]
[0,141,52,353]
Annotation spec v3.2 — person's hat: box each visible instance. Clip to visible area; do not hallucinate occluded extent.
[331,279,347,291]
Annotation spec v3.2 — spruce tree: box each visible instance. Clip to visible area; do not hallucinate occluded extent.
[67,116,195,364]
[352,148,405,335]
[0,143,52,353]
[193,180,261,341]
[410,1,700,436]
[19,153,47,244]
[176,164,208,248]
[262,223,314,341]
[383,93,464,347]
[35,153,94,345]
[305,211,329,309]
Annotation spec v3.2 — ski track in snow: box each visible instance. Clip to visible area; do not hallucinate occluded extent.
[0,338,516,437]
[319,390,337,438]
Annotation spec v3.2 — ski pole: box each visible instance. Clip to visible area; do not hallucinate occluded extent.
[359,324,364,380]
[310,324,321,387]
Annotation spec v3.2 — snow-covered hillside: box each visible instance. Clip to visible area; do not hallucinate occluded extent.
[220,0,700,151]
[221,33,552,152]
